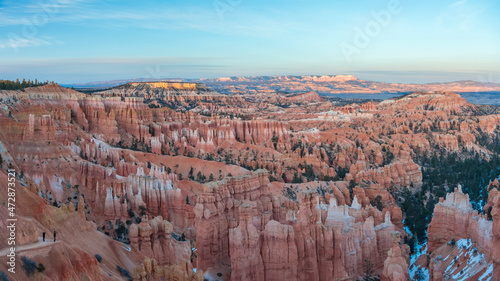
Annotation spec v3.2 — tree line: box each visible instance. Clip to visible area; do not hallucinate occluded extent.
[0,79,53,90]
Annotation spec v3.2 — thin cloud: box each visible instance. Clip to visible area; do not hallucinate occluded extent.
[0,36,51,48]
[436,0,488,31]
[0,1,295,38]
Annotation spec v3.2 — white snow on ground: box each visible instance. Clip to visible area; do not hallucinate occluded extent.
[409,264,429,281]
[409,240,429,280]
[0,139,13,164]
[456,238,473,248]
[50,176,64,201]
[406,218,430,280]
[70,143,81,154]
[204,272,215,281]
[92,137,111,149]
[443,239,492,281]
[33,174,43,186]
[410,242,427,265]
[409,238,493,280]
[479,264,493,281]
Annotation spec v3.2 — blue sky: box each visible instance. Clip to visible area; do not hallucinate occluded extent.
[0,0,499,84]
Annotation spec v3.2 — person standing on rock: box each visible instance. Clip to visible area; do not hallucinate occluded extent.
[42,232,46,242]
[53,230,56,242]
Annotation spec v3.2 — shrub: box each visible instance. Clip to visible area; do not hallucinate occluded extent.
[115,221,128,241]
[0,271,9,281]
[414,268,425,281]
[21,256,38,276]
[95,254,102,263]
[117,266,133,281]
[37,263,45,273]
[448,239,456,246]
[291,172,303,183]
[127,209,135,218]
[373,195,383,211]
[139,206,147,217]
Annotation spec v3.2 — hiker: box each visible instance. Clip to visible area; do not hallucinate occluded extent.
[42,232,45,242]
[54,230,56,242]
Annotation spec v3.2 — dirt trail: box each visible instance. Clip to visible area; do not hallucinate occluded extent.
[0,237,60,256]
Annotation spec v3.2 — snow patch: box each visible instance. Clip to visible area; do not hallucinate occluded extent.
[409,240,429,280]
[444,239,491,281]
[478,264,493,281]
[50,176,64,201]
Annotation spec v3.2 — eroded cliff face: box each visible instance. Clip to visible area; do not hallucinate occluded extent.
[190,172,408,281]
[0,169,122,281]
[381,231,409,281]
[488,187,500,280]
[133,257,205,281]
[415,186,495,280]
[427,186,492,254]
[129,216,191,266]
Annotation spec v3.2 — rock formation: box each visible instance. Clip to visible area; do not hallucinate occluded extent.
[489,188,500,280]
[129,216,191,265]
[427,185,492,255]
[423,186,496,280]
[133,257,204,281]
[381,231,409,281]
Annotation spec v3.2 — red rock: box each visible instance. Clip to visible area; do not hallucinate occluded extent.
[490,189,500,280]
[260,220,298,280]
[427,185,492,255]
[229,204,265,281]
[381,231,409,281]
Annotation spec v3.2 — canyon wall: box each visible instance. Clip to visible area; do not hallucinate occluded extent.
[192,171,409,281]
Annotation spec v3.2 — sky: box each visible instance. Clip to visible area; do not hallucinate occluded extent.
[0,0,499,84]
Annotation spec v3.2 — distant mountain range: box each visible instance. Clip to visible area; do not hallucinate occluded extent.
[66,75,500,94]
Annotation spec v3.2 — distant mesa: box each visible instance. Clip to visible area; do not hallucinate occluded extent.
[212,74,359,83]
[283,91,323,102]
[202,75,500,95]
[378,91,473,114]
[98,81,221,98]
[124,81,209,91]
[67,74,500,95]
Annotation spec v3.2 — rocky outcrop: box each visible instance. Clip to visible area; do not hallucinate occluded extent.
[129,216,191,266]
[346,149,422,189]
[43,242,103,281]
[379,92,473,113]
[193,170,273,270]
[381,231,409,281]
[427,185,492,255]
[229,204,265,281]
[198,177,407,281]
[77,160,182,224]
[424,186,496,280]
[283,91,323,102]
[133,257,204,281]
[104,81,220,97]
[489,188,500,280]
[260,220,298,280]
